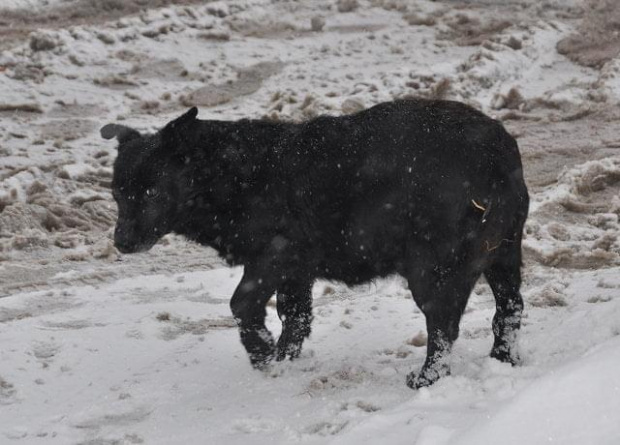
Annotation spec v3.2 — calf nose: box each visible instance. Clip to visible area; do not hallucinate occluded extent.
[115,240,136,254]
[114,224,137,253]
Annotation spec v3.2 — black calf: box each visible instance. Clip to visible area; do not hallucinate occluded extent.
[102,99,529,388]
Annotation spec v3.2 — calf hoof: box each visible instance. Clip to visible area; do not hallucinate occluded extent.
[240,326,275,370]
[406,363,450,390]
[276,320,311,361]
[276,345,302,362]
[406,372,435,390]
[276,338,303,361]
[250,351,275,370]
[490,347,520,366]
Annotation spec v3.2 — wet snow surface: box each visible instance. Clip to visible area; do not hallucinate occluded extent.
[1,0,620,443]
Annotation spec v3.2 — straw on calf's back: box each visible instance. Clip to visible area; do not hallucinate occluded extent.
[102,99,529,389]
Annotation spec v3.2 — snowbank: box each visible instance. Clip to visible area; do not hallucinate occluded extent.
[454,337,620,445]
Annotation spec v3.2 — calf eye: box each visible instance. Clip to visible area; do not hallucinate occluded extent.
[145,187,160,199]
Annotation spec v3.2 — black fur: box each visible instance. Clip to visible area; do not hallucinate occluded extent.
[104,99,529,389]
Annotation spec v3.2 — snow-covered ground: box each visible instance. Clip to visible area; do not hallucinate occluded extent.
[1,0,620,443]
[1,0,64,10]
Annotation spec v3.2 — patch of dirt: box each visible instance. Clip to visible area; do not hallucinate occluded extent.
[307,365,374,392]
[181,61,284,108]
[265,91,330,122]
[130,58,188,81]
[326,23,387,34]
[226,16,298,39]
[509,108,620,270]
[93,74,140,89]
[438,12,512,46]
[48,101,109,119]
[506,110,620,192]
[0,103,43,113]
[525,244,618,269]
[0,0,206,50]
[556,0,620,68]
[529,283,568,307]
[158,314,236,340]
[37,119,98,142]
[0,194,117,253]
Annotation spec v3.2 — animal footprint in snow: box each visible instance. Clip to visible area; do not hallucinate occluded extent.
[72,406,151,430]
[40,319,94,330]
[156,313,236,340]
[0,377,17,404]
[355,400,381,412]
[32,341,60,362]
[304,420,349,436]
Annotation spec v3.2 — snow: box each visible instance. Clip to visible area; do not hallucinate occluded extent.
[1,0,620,443]
[1,0,63,10]
[455,337,620,445]
[11,266,618,444]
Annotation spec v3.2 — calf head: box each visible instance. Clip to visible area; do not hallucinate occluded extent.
[101,108,198,253]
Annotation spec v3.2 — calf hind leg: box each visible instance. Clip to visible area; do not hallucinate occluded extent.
[484,245,524,365]
[276,280,313,361]
[406,268,480,389]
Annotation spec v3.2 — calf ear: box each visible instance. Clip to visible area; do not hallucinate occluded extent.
[166,107,198,130]
[100,124,141,144]
[161,107,199,153]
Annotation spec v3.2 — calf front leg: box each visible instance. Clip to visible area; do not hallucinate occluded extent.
[276,280,313,361]
[230,269,278,369]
